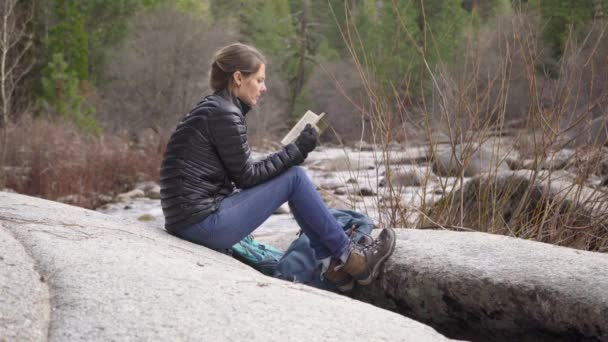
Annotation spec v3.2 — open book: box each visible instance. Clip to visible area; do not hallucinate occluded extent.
[281,110,328,146]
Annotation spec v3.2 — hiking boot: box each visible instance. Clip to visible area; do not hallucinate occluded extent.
[340,228,396,285]
[323,258,355,292]
[323,234,374,292]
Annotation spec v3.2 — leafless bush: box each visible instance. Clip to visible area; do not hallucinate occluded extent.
[97,6,236,135]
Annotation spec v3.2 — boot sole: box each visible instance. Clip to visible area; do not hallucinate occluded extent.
[356,228,396,285]
[336,279,355,292]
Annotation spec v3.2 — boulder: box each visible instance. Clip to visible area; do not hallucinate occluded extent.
[135,181,161,199]
[570,116,608,148]
[115,188,145,202]
[353,229,608,341]
[333,187,347,195]
[426,170,608,252]
[56,194,87,206]
[380,168,430,188]
[356,187,376,197]
[0,192,449,341]
[354,141,375,151]
[316,178,345,191]
[431,144,511,177]
[307,155,376,172]
[427,132,452,145]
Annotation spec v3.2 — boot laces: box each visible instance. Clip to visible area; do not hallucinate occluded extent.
[352,232,380,253]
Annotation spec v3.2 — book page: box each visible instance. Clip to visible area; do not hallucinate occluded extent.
[281,110,322,145]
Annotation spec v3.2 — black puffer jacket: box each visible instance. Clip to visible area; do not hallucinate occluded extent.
[160,92,304,233]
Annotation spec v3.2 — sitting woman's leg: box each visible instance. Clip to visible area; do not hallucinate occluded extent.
[175,166,350,259]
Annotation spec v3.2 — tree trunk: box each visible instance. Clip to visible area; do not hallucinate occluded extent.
[0,0,34,128]
[0,0,14,128]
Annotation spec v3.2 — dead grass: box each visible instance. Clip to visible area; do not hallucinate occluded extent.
[0,116,164,208]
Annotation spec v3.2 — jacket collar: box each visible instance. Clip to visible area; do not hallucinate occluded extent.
[215,89,251,116]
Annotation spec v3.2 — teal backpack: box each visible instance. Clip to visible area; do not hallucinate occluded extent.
[230,234,284,276]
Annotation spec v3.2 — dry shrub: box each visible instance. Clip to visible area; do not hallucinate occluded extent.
[0,116,163,208]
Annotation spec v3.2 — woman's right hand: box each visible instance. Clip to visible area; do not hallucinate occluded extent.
[294,124,318,158]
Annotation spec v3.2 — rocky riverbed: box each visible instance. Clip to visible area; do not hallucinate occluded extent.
[97,134,608,252]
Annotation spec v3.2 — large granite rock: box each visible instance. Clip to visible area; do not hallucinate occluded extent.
[570,116,608,148]
[353,229,608,341]
[0,192,449,341]
[0,227,50,341]
[431,143,512,177]
[426,170,608,252]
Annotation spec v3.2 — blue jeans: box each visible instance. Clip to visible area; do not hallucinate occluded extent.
[175,166,350,260]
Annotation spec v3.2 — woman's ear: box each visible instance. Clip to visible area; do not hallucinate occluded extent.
[233,71,242,87]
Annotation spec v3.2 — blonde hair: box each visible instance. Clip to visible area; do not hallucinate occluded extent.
[209,43,266,92]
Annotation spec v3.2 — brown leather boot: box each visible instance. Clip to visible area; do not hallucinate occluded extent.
[324,258,355,292]
[340,228,396,285]
[323,234,375,292]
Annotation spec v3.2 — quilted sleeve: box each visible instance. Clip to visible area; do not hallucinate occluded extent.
[207,110,305,189]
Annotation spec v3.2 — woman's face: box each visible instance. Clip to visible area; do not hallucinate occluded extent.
[234,64,267,106]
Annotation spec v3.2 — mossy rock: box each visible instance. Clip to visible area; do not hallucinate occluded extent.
[425,172,607,251]
[137,214,155,222]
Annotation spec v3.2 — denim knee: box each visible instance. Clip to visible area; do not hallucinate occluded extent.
[289,165,307,180]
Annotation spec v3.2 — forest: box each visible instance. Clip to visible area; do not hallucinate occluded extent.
[1,0,607,231]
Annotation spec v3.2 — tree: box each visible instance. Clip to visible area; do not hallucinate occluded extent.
[40,53,98,134]
[46,0,89,81]
[0,0,35,127]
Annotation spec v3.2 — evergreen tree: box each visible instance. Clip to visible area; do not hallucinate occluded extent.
[47,0,89,81]
[40,53,99,134]
[528,0,608,58]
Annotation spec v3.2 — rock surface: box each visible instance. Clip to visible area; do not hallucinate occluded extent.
[0,227,50,341]
[0,192,449,341]
[353,229,608,341]
[570,116,608,147]
[432,144,511,177]
[380,167,430,188]
[425,170,608,251]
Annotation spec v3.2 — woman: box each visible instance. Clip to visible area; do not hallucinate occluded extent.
[160,43,395,290]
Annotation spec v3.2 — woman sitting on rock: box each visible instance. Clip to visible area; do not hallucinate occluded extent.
[159,43,395,290]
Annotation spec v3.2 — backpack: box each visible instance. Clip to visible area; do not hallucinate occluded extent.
[230,234,284,276]
[274,209,374,291]
[230,209,374,291]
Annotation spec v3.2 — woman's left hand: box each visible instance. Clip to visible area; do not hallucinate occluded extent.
[294,124,318,157]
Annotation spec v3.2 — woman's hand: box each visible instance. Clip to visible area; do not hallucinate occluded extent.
[294,124,318,158]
